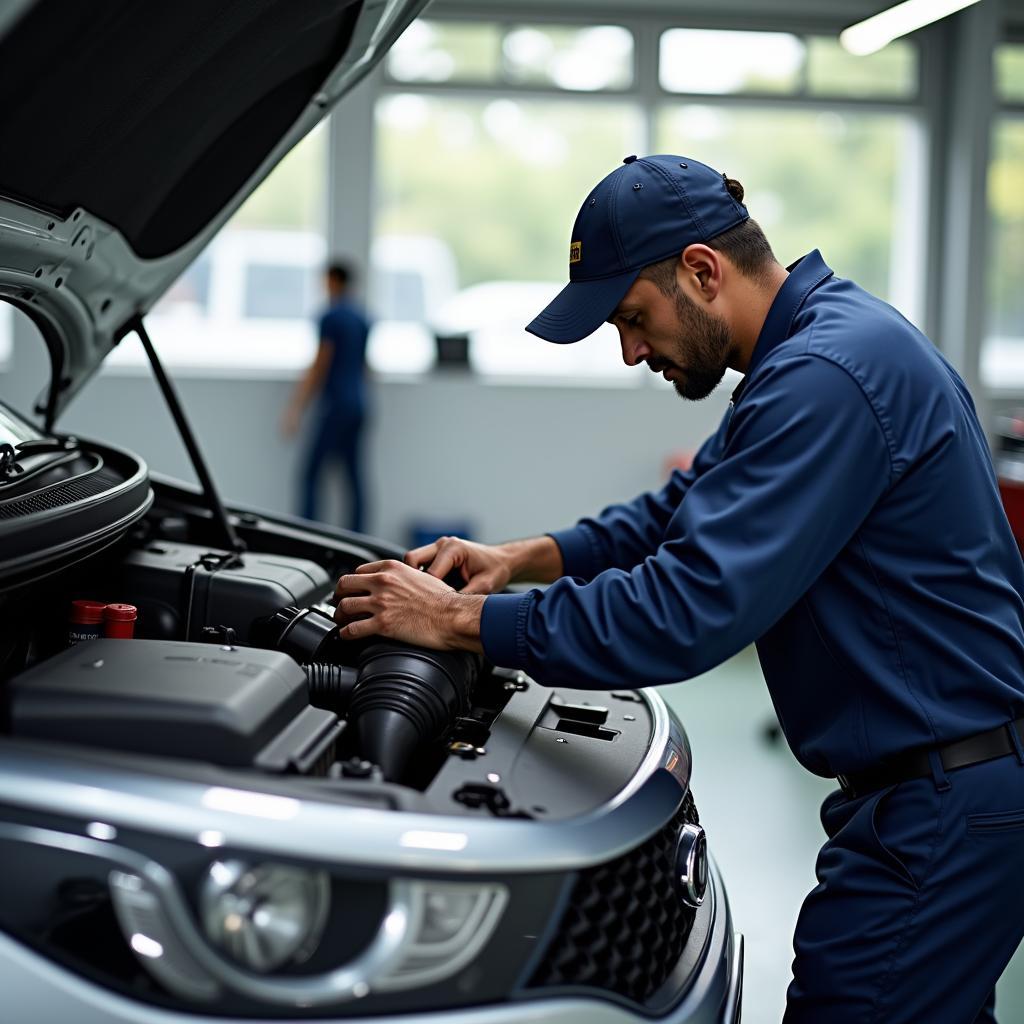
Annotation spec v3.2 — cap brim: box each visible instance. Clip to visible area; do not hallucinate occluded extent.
[526,269,640,344]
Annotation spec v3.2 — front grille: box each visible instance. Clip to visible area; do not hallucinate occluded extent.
[529,790,699,1004]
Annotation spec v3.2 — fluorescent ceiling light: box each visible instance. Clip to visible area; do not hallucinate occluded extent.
[840,0,983,56]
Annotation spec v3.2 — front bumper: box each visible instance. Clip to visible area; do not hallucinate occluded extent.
[1,858,742,1024]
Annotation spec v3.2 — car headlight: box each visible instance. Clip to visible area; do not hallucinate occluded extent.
[109,861,507,1007]
[373,881,508,992]
[200,860,330,972]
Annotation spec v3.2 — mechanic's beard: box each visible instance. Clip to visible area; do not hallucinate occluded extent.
[667,289,732,401]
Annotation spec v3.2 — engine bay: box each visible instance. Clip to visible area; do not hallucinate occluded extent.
[3,530,511,791]
[0,461,656,822]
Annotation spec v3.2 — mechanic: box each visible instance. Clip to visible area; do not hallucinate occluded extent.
[282,259,370,531]
[333,155,1024,1022]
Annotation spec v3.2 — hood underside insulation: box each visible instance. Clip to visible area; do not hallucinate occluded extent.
[0,0,361,258]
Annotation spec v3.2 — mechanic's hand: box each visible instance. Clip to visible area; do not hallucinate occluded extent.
[405,536,512,595]
[333,559,483,651]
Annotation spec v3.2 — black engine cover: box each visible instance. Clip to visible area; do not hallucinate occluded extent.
[8,639,341,773]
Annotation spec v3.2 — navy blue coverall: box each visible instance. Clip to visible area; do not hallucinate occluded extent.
[481,251,1024,1022]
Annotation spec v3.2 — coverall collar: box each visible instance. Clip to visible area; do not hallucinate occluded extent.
[731,249,834,403]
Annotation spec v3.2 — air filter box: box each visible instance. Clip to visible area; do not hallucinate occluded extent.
[8,639,342,775]
[105,541,331,643]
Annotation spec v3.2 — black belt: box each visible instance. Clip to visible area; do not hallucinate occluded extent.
[836,717,1024,800]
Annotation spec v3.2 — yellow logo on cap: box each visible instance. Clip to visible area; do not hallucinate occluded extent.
[569,241,582,264]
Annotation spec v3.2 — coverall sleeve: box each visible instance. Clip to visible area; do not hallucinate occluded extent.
[547,416,729,580]
[480,354,894,687]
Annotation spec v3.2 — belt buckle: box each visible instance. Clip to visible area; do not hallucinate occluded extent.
[837,774,856,799]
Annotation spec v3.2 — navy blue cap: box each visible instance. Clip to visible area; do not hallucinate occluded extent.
[527,154,748,344]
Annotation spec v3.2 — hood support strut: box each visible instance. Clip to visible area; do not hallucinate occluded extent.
[130,316,245,555]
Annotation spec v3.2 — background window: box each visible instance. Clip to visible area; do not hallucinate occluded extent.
[806,37,916,99]
[656,105,921,308]
[371,94,644,380]
[996,43,1024,103]
[984,116,1024,388]
[372,18,924,384]
[659,30,916,100]
[660,30,805,95]
[386,20,502,84]
[503,24,633,91]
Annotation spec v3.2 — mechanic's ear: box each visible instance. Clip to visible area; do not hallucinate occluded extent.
[680,244,722,302]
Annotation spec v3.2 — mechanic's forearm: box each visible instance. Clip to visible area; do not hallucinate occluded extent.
[498,536,564,584]
[445,594,486,653]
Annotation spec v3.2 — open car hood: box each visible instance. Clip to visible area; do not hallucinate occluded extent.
[0,0,426,428]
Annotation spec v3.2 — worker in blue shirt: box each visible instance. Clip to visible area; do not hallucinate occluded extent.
[334,155,1024,1021]
[282,260,369,531]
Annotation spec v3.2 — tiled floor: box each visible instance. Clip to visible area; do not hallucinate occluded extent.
[660,649,1024,1024]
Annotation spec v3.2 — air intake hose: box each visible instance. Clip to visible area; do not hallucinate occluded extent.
[303,663,358,714]
[348,643,481,783]
[263,605,341,663]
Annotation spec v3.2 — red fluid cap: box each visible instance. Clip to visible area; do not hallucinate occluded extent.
[103,603,137,639]
[70,600,106,625]
[103,603,137,622]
